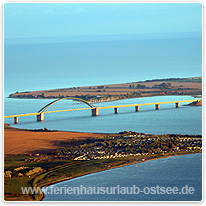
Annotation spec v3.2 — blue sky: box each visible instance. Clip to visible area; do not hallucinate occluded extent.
[4,3,202,39]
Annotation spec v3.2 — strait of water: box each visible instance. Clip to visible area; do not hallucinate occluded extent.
[4,95,202,135]
[42,153,202,201]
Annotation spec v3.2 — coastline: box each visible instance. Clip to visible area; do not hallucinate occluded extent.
[39,151,201,201]
[7,93,201,104]
[7,77,202,103]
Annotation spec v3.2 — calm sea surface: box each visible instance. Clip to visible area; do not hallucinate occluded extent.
[4,34,202,93]
[4,95,202,135]
[42,153,202,201]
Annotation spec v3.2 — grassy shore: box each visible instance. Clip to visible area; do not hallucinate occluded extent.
[4,150,201,201]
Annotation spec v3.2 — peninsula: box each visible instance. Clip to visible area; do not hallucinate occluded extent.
[8,77,202,103]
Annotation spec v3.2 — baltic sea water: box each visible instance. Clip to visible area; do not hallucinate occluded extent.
[4,95,202,135]
[42,153,202,201]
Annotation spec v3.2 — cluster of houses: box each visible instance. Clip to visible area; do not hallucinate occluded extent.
[74,152,147,161]
[72,135,202,161]
[179,137,202,151]
[4,166,43,179]
[4,135,202,179]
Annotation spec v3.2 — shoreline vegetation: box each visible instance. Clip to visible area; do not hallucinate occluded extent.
[4,125,202,201]
[8,77,202,103]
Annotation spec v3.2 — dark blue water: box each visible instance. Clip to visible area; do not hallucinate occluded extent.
[42,153,202,201]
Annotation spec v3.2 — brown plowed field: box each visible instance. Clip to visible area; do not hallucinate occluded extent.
[4,129,111,155]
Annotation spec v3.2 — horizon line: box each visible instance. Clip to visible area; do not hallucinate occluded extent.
[4,31,202,41]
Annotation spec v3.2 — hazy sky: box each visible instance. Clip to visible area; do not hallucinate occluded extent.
[4,3,202,39]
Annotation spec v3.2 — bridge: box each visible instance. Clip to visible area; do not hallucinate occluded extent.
[4,97,201,124]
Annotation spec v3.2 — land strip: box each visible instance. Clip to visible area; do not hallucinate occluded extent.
[8,77,202,103]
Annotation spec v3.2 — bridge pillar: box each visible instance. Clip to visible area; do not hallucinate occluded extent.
[37,113,44,121]
[135,106,139,112]
[114,108,118,114]
[92,108,98,116]
[14,117,18,124]
[155,104,159,110]
[175,103,179,108]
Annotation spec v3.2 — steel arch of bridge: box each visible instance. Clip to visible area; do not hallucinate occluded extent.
[37,97,96,113]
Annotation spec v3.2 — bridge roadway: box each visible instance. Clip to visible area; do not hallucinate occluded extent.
[4,99,201,124]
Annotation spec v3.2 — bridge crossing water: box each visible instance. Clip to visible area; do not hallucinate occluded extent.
[4,98,201,124]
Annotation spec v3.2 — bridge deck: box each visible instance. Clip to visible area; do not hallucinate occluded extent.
[4,112,40,118]
[4,99,200,118]
[97,99,198,109]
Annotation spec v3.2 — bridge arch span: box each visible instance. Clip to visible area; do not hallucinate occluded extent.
[37,97,96,113]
